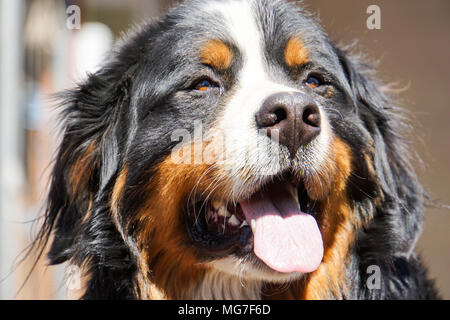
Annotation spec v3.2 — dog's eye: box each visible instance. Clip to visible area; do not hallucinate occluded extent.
[194,79,219,91]
[305,76,322,89]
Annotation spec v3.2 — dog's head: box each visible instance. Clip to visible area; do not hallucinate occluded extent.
[41,0,424,299]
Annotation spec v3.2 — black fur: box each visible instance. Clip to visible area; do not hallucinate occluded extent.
[33,0,438,299]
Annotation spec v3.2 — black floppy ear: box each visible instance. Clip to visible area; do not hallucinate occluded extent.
[335,46,424,256]
[38,69,132,265]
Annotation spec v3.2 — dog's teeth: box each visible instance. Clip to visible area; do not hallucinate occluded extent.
[218,206,231,218]
[251,219,256,233]
[228,215,240,226]
[240,221,249,228]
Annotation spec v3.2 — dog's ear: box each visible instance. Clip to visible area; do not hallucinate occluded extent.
[335,46,424,257]
[37,68,132,266]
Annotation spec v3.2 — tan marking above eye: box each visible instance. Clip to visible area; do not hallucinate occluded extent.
[285,36,309,67]
[199,40,233,70]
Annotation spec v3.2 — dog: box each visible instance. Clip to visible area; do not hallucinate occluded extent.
[35,0,438,299]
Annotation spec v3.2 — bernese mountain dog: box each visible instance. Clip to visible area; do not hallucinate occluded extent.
[35,0,438,299]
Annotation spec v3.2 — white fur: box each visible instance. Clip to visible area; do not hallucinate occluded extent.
[185,269,263,300]
[210,256,303,283]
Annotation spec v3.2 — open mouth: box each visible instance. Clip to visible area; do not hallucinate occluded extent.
[185,175,324,274]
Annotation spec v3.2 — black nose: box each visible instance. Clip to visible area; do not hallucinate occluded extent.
[255,92,321,156]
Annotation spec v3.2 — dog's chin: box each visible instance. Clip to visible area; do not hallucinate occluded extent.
[208,255,306,283]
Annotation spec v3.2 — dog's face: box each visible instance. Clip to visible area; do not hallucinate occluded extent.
[125,0,353,281]
[125,0,365,278]
[44,0,424,300]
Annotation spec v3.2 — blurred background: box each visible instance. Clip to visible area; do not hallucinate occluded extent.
[0,0,448,299]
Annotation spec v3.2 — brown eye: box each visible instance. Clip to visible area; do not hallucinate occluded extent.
[305,76,322,89]
[195,79,218,91]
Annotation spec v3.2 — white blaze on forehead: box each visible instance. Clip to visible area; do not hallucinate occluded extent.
[205,0,268,84]
[205,0,308,181]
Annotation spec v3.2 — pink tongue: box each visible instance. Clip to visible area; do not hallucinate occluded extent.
[240,184,323,273]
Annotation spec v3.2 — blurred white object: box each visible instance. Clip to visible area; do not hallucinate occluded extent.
[0,0,25,300]
[72,22,114,81]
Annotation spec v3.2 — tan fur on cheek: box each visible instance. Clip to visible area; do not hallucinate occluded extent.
[301,138,360,299]
[134,142,230,299]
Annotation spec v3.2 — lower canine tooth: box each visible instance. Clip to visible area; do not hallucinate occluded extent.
[251,219,256,233]
[228,215,240,226]
[240,221,248,228]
